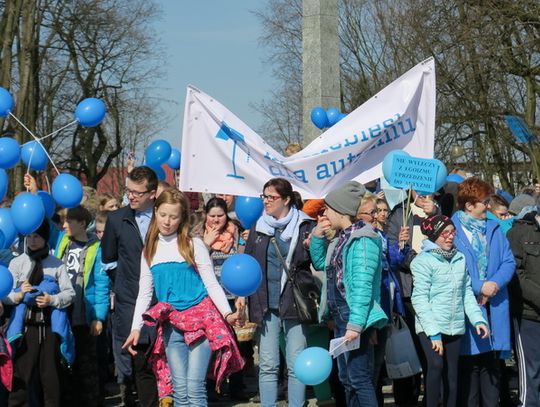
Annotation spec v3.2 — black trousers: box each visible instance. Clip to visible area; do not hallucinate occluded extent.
[61,325,100,406]
[419,333,462,407]
[458,351,501,407]
[132,343,159,407]
[9,325,61,407]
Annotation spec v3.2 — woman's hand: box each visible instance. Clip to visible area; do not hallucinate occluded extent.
[122,330,141,356]
[235,297,246,311]
[35,293,52,308]
[431,339,443,355]
[90,320,103,336]
[481,281,499,298]
[241,230,250,242]
[344,329,360,343]
[23,174,38,193]
[313,215,332,238]
[226,311,244,327]
[203,226,220,248]
[398,226,410,243]
[476,324,490,339]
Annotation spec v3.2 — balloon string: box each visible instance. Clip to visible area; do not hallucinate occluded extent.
[39,120,78,141]
[45,174,51,193]
[9,112,61,175]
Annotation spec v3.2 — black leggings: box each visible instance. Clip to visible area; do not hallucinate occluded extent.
[419,333,462,407]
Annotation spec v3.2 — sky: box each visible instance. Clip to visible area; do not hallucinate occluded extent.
[152,0,274,150]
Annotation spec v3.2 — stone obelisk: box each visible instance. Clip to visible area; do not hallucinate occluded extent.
[302,0,340,145]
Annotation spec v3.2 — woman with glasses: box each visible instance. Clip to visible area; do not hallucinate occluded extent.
[236,177,316,407]
[451,178,515,407]
[411,215,489,407]
[311,181,387,407]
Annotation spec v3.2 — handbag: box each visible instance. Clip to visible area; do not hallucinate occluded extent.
[270,237,320,324]
[384,315,422,379]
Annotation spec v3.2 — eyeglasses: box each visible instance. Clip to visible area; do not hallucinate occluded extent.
[359,209,379,217]
[440,229,457,239]
[478,198,491,206]
[125,188,150,198]
[260,194,281,202]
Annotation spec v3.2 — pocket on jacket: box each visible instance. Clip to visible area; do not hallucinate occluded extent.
[523,243,540,268]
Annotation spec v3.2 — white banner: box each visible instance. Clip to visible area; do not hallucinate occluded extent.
[180,58,435,199]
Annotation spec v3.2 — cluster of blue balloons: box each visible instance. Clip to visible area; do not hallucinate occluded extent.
[234,196,264,230]
[3,173,83,242]
[294,347,333,386]
[382,150,447,195]
[220,253,262,297]
[144,139,181,181]
[310,107,348,130]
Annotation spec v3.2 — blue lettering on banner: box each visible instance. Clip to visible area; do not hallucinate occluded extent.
[225,113,419,185]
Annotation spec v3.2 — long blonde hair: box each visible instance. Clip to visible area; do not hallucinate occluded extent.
[143,189,195,266]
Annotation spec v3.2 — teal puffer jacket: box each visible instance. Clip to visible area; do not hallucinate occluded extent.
[411,240,486,337]
[310,224,388,332]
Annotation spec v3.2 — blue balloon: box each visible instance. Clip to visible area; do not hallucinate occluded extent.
[294,347,333,386]
[145,140,172,165]
[0,169,7,202]
[337,112,348,122]
[0,87,14,118]
[38,191,56,218]
[52,173,83,208]
[11,192,45,235]
[75,98,107,127]
[166,148,181,170]
[382,150,410,184]
[235,196,264,229]
[0,208,16,249]
[221,254,262,297]
[0,265,13,299]
[145,164,165,181]
[433,159,448,191]
[21,141,48,171]
[310,107,328,129]
[326,107,341,127]
[446,173,464,184]
[0,137,21,169]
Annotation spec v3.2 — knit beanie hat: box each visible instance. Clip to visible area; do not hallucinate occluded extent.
[324,181,366,216]
[32,218,50,242]
[420,215,454,242]
[509,194,535,216]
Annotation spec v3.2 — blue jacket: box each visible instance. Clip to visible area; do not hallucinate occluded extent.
[411,240,486,338]
[451,213,515,355]
[6,275,75,366]
[310,224,387,332]
[55,232,110,323]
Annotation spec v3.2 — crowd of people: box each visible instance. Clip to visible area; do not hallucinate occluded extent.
[0,163,539,407]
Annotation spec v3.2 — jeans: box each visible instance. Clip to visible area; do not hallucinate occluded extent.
[332,304,378,407]
[259,310,307,407]
[164,324,212,407]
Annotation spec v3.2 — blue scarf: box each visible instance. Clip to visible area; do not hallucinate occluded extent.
[255,206,299,242]
[457,210,488,279]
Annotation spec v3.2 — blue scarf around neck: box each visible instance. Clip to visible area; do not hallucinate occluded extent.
[457,210,488,279]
